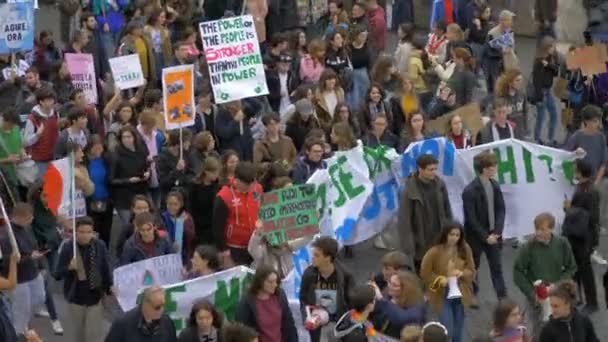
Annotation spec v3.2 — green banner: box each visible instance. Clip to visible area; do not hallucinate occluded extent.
[258,184,319,246]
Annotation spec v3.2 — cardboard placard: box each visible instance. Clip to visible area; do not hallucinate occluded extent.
[259,184,319,246]
[162,64,195,130]
[425,103,483,139]
[566,44,608,76]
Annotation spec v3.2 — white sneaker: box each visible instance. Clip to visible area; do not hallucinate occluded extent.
[51,320,64,335]
[35,309,50,318]
[591,250,608,265]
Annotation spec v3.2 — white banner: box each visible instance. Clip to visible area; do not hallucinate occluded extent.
[158,266,253,332]
[199,15,269,103]
[109,54,145,90]
[284,138,577,303]
[114,253,183,311]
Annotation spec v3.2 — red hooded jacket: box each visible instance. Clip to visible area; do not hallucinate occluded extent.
[213,178,263,249]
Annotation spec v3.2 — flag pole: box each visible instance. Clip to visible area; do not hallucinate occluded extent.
[0,196,19,259]
[71,151,76,257]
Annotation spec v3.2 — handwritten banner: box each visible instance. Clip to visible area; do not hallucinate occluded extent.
[259,184,319,246]
[65,53,98,104]
[0,1,34,54]
[162,64,195,130]
[109,54,145,90]
[566,44,608,76]
[199,15,268,103]
[113,253,183,311]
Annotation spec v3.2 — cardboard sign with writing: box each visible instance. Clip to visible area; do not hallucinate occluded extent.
[425,103,483,139]
[162,64,195,130]
[566,44,608,76]
[109,54,145,90]
[65,53,98,104]
[199,15,268,103]
[259,184,319,246]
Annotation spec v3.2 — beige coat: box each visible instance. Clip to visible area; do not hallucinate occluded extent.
[420,244,476,314]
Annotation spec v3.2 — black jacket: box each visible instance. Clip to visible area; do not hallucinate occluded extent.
[55,238,112,306]
[285,117,320,152]
[266,70,299,112]
[215,107,253,161]
[0,224,39,284]
[108,144,150,209]
[462,177,506,242]
[539,310,599,342]
[189,181,220,245]
[563,180,600,249]
[177,326,222,342]
[299,262,353,324]
[156,148,196,199]
[235,289,298,342]
[532,55,559,103]
[104,307,177,342]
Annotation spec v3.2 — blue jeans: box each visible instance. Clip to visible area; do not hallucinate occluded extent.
[439,297,465,342]
[534,88,558,143]
[349,67,370,110]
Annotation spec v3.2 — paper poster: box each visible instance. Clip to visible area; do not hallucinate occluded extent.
[162,64,195,130]
[426,103,484,138]
[199,15,268,104]
[109,54,145,90]
[259,184,319,246]
[113,253,183,311]
[566,44,608,76]
[64,53,98,104]
[0,1,34,54]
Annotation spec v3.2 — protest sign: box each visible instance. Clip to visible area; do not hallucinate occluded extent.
[307,138,575,247]
[114,253,183,311]
[154,266,253,332]
[162,64,195,130]
[199,15,268,103]
[566,44,608,76]
[425,103,484,139]
[0,1,34,54]
[109,54,145,90]
[65,53,98,104]
[259,184,319,246]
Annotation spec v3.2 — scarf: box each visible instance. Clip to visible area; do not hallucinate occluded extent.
[491,122,514,142]
[427,34,446,55]
[75,240,103,290]
[368,101,386,121]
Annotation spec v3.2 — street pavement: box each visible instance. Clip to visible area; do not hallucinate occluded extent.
[30,5,608,342]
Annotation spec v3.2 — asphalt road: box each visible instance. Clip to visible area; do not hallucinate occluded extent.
[30,5,608,342]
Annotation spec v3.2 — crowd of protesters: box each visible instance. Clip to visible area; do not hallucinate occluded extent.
[0,0,607,341]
